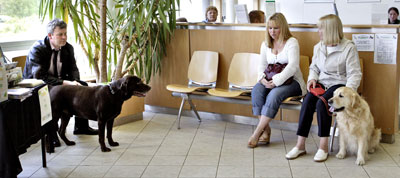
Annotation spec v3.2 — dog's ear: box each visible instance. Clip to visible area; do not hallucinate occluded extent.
[109,76,127,92]
[120,76,130,96]
[351,92,360,108]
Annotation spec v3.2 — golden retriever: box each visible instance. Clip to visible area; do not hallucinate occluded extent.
[328,87,381,165]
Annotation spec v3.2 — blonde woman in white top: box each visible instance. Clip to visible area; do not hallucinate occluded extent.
[249,13,306,148]
[286,14,361,162]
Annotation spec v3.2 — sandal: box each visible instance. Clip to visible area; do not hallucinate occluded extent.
[258,126,271,144]
[248,136,258,148]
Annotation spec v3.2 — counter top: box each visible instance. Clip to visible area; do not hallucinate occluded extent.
[177,22,400,33]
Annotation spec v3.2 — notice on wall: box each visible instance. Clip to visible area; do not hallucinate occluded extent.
[234,4,249,23]
[374,34,397,65]
[265,1,276,19]
[38,85,52,126]
[352,34,374,52]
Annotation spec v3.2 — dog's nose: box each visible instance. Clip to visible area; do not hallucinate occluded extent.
[328,99,333,105]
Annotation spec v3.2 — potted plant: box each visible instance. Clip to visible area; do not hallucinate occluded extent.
[39,0,178,123]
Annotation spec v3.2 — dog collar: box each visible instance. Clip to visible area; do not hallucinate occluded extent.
[108,84,116,95]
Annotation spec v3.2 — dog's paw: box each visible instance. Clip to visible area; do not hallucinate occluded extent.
[101,147,111,152]
[356,158,365,165]
[368,148,376,154]
[66,141,76,146]
[109,141,119,147]
[336,152,346,159]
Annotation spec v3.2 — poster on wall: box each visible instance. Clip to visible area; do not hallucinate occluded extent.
[352,34,374,51]
[374,34,397,64]
[304,0,334,2]
[347,0,380,2]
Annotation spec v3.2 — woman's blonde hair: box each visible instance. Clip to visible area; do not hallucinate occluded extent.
[317,14,343,45]
[265,13,292,48]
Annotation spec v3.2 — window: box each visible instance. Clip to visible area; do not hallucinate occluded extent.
[0,0,44,43]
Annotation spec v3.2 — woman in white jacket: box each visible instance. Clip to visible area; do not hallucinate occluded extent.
[286,14,362,162]
[248,13,306,148]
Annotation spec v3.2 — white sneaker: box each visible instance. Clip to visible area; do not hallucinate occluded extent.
[314,149,328,162]
[286,147,306,160]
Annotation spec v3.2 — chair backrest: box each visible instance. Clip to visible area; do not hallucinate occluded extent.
[299,55,310,83]
[227,53,260,89]
[188,51,219,85]
[12,55,27,72]
[358,58,364,94]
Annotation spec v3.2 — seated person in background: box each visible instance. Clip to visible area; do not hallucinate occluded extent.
[248,13,306,148]
[249,10,265,23]
[23,19,98,149]
[202,6,218,23]
[388,7,400,24]
[286,14,361,162]
[177,17,188,22]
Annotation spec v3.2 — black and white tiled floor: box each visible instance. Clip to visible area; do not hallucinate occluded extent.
[18,112,400,178]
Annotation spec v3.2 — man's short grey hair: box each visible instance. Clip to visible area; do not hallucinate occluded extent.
[47,18,67,34]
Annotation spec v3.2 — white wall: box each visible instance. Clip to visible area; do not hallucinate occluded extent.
[276,0,400,24]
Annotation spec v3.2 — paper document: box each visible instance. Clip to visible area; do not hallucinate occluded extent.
[352,34,374,52]
[374,34,397,64]
[235,4,249,23]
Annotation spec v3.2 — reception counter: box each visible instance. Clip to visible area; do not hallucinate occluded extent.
[145,23,400,143]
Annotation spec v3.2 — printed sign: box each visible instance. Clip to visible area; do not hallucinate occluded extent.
[38,85,52,126]
[352,34,374,52]
[374,34,397,64]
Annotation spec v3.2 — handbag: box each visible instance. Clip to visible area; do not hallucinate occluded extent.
[309,83,332,116]
[263,63,293,85]
[310,83,325,96]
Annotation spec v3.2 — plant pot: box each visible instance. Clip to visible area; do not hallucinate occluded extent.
[114,96,144,126]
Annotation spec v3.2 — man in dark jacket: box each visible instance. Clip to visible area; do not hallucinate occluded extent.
[23,19,98,148]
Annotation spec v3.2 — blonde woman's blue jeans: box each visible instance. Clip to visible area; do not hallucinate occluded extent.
[251,81,301,118]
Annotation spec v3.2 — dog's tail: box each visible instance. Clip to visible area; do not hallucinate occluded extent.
[369,128,381,153]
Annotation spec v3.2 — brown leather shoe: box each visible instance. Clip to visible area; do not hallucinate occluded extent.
[73,127,98,135]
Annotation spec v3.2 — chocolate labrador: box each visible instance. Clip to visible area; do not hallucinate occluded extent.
[50,75,151,152]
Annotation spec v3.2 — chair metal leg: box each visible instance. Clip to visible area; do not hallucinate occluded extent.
[329,119,337,153]
[187,96,201,122]
[177,97,186,129]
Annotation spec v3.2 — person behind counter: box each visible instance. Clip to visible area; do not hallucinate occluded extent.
[249,10,265,23]
[285,14,361,162]
[203,6,218,23]
[388,7,400,24]
[248,13,306,148]
[177,17,188,22]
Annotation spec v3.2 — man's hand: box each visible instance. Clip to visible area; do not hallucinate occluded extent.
[63,80,82,86]
[307,79,317,92]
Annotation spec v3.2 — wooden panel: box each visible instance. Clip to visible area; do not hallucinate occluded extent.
[144,29,191,109]
[292,32,320,58]
[117,97,144,118]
